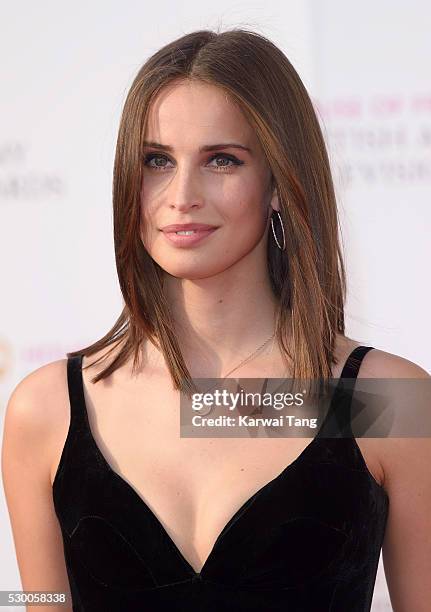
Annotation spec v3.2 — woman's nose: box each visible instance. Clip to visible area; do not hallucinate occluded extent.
[168,165,204,211]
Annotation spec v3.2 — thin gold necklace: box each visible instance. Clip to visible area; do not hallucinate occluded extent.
[197,332,276,401]
[220,332,276,379]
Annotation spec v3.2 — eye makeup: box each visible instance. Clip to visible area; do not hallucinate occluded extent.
[143,152,245,173]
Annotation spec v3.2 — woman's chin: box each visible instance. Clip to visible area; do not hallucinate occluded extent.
[159,263,230,282]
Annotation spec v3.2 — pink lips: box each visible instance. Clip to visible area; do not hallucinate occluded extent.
[161,227,218,247]
[161,223,218,232]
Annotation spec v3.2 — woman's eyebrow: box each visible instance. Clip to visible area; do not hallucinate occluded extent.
[143,140,252,153]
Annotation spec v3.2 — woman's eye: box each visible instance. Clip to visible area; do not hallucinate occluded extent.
[143,153,172,171]
[143,153,243,172]
[207,154,243,171]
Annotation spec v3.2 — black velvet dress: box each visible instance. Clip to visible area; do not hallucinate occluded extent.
[52,345,389,611]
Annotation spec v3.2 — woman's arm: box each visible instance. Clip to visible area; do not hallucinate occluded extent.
[1,362,73,612]
[382,434,431,611]
[363,350,431,611]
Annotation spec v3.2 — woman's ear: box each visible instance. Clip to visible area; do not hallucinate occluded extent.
[269,175,280,211]
[266,175,280,221]
[268,185,280,218]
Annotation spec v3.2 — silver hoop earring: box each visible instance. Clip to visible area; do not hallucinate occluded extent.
[270,210,286,251]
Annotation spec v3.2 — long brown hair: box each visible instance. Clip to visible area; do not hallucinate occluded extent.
[67,27,346,394]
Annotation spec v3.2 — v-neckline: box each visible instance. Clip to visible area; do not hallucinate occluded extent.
[74,356,338,577]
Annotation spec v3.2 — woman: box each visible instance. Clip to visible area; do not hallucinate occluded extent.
[2,28,430,612]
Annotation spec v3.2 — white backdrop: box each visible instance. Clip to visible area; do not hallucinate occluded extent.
[1,1,430,610]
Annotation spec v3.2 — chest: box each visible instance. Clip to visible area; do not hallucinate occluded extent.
[63,367,384,574]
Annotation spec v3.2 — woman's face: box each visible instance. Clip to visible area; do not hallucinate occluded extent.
[140,80,279,280]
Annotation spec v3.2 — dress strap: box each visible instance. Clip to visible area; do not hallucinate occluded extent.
[338,345,374,379]
[66,353,88,430]
[316,345,374,439]
[53,354,90,491]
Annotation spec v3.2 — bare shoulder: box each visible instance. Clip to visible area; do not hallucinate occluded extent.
[2,359,70,467]
[335,334,429,379]
[3,341,120,452]
[352,343,430,485]
[354,344,430,379]
[3,359,69,427]
[2,343,120,490]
